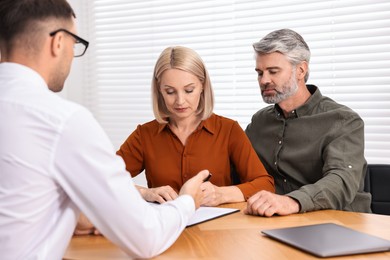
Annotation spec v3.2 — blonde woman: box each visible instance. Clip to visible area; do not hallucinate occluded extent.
[118,46,274,206]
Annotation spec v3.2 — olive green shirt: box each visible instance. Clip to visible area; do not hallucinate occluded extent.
[246,85,371,213]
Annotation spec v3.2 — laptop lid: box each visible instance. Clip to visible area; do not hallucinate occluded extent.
[262,223,390,257]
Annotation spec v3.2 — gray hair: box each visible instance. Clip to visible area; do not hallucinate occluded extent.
[253,29,311,82]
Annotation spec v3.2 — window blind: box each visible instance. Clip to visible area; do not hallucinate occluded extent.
[78,0,390,164]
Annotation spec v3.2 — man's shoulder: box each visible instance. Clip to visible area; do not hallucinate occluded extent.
[319,96,362,120]
[246,105,275,133]
[46,94,89,122]
[252,105,275,119]
[308,84,361,120]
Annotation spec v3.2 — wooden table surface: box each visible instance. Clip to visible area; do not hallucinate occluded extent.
[64,203,390,260]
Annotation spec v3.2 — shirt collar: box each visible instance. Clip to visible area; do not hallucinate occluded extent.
[157,113,216,135]
[0,62,48,91]
[199,114,215,135]
[274,84,322,118]
[157,122,168,134]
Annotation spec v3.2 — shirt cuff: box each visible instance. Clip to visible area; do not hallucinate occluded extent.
[166,194,196,218]
[287,190,314,213]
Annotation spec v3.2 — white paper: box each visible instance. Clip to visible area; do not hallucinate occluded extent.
[186,206,239,227]
[147,202,239,227]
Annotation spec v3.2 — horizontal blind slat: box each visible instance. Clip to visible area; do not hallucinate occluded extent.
[79,0,389,164]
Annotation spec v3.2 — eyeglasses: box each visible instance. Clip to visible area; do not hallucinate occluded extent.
[49,29,89,57]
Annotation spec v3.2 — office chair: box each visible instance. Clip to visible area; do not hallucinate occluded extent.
[364,164,390,215]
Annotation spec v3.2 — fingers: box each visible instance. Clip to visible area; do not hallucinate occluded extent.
[93,229,102,235]
[200,181,211,192]
[76,213,94,230]
[155,186,178,202]
[153,196,167,204]
[199,182,217,206]
[179,170,210,208]
[74,228,95,236]
[75,213,96,235]
[245,192,301,217]
[244,191,276,217]
[179,170,210,195]
[144,186,178,203]
[251,200,274,217]
[195,170,211,185]
[74,228,102,236]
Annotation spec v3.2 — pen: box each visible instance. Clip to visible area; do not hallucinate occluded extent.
[203,173,212,182]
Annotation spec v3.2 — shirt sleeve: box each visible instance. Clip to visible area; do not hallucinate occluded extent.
[52,108,195,259]
[287,113,367,213]
[116,124,145,177]
[228,121,275,199]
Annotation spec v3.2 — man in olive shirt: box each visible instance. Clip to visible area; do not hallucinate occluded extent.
[244,29,371,217]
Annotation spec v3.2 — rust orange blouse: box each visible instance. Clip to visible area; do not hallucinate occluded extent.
[117,113,274,200]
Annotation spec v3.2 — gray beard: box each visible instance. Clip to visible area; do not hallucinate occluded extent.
[262,75,298,104]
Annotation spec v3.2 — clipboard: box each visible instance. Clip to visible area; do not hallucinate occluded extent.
[186,207,240,227]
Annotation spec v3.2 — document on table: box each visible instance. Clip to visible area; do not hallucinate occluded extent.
[147,202,239,227]
[186,206,240,227]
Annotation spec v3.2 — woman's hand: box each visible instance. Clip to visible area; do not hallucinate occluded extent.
[138,185,178,204]
[74,213,101,236]
[200,181,244,206]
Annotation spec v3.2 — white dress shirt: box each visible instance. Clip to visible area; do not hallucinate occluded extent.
[0,63,195,260]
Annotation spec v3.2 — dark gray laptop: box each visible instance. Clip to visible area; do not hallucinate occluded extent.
[262,223,390,257]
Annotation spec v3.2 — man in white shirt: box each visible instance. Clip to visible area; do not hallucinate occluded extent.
[0,0,210,259]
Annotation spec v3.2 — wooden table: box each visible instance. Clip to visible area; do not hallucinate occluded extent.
[64,203,390,259]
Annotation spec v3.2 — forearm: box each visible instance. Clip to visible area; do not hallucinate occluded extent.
[291,116,367,213]
[288,173,357,212]
[217,186,245,204]
[56,112,194,258]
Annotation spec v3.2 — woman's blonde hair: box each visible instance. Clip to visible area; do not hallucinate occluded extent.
[152,46,214,123]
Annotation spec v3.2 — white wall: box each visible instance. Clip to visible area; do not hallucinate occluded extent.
[61,0,86,106]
